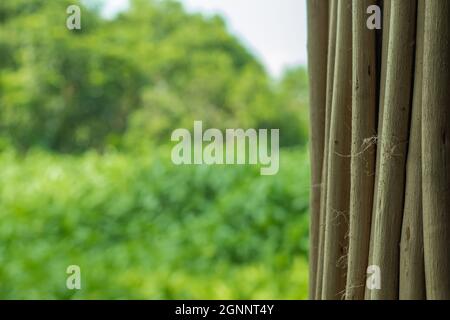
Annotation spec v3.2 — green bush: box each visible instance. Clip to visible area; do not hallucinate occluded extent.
[0,147,310,299]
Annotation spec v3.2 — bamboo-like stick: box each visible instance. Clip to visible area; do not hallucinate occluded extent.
[366,0,391,300]
[371,0,417,300]
[422,0,450,300]
[399,0,426,301]
[315,0,338,300]
[306,0,329,300]
[346,0,377,300]
[322,0,352,300]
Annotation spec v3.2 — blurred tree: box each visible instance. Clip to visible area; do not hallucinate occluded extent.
[0,0,309,153]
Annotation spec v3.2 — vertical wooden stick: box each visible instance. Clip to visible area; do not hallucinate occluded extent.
[372,0,417,300]
[322,0,352,300]
[366,0,391,300]
[346,0,377,300]
[399,0,426,301]
[422,0,450,300]
[315,0,338,300]
[307,0,329,300]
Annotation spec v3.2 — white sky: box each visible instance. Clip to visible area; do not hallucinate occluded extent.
[102,0,308,77]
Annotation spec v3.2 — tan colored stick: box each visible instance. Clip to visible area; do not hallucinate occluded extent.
[315,0,338,300]
[399,0,425,301]
[346,0,377,300]
[306,0,329,300]
[322,0,352,300]
[422,0,450,300]
[366,0,391,300]
[372,0,417,300]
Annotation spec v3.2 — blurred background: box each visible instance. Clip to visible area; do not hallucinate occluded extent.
[0,0,310,299]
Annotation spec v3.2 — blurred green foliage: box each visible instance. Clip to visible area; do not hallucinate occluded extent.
[0,148,310,299]
[0,0,311,299]
[0,0,309,152]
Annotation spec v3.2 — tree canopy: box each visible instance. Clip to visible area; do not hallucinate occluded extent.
[0,0,309,153]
